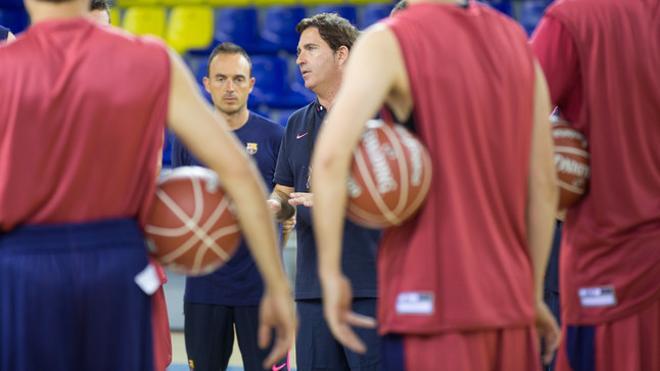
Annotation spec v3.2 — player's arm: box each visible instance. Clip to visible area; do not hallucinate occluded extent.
[165,49,295,367]
[311,24,404,353]
[269,184,296,222]
[527,60,561,363]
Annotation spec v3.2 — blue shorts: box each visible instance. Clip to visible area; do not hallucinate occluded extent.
[296,298,380,371]
[0,218,153,371]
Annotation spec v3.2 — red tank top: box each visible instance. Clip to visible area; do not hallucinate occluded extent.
[545,0,660,324]
[0,19,169,231]
[379,2,536,334]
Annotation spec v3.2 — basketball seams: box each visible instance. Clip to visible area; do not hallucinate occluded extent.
[381,123,410,216]
[354,145,401,225]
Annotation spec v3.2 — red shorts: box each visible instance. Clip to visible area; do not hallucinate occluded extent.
[556,297,660,371]
[382,326,541,371]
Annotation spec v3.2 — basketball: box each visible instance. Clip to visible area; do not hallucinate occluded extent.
[346,119,432,228]
[552,116,590,210]
[145,166,241,276]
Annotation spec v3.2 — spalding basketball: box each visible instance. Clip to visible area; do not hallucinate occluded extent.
[145,166,241,276]
[346,119,432,228]
[552,116,590,210]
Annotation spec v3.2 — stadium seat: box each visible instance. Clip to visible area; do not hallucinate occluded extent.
[208,0,251,7]
[310,5,358,25]
[208,7,260,54]
[482,0,512,16]
[0,8,30,34]
[519,0,549,35]
[109,7,121,27]
[348,0,391,4]
[251,55,312,109]
[0,0,26,9]
[122,6,167,39]
[359,3,393,29]
[259,6,306,53]
[115,0,158,8]
[167,6,214,54]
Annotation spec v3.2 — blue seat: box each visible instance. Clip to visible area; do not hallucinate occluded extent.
[310,5,358,26]
[251,55,312,109]
[481,0,512,16]
[189,7,260,55]
[519,0,550,35]
[0,8,29,34]
[259,6,306,53]
[359,3,393,29]
[0,0,25,9]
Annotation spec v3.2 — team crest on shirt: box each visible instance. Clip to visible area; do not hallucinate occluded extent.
[246,142,258,155]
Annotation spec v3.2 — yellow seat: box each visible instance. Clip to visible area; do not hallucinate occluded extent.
[122,6,167,39]
[166,6,214,54]
[159,0,207,7]
[109,7,121,27]
[207,0,251,6]
[116,0,159,7]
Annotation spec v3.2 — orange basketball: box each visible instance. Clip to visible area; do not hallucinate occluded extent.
[145,166,241,276]
[552,116,590,210]
[346,119,432,228]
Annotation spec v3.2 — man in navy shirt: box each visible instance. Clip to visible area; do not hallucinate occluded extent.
[171,42,288,371]
[269,14,381,371]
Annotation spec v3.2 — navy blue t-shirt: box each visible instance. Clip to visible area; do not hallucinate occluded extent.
[172,112,283,306]
[274,100,380,300]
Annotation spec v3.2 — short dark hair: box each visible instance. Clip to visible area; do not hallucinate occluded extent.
[206,42,252,77]
[90,0,110,12]
[296,13,359,52]
[391,0,408,15]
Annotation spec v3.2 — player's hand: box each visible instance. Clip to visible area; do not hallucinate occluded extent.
[282,216,296,234]
[289,192,313,207]
[258,285,297,369]
[321,272,376,354]
[268,198,282,213]
[535,300,561,365]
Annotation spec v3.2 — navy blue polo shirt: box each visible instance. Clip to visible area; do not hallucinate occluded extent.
[171,112,284,306]
[274,100,380,300]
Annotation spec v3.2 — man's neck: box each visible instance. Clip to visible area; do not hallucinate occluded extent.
[222,108,250,131]
[27,1,87,24]
[314,78,343,110]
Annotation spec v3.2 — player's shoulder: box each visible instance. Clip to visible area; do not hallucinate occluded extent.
[249,112,284,137]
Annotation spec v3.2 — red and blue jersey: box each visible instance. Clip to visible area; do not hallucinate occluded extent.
[379,1,537,334]
[0,18,169,231]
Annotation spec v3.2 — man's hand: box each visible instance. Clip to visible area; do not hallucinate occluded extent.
[321,272,376,354]
[258,285,298,369]
[535,300,561,365]
[289,192,313,208]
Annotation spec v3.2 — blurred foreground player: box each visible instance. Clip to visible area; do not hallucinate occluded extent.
[311,1,560,370]
[531,0,660,370]
[0,25,15,43]
[0,0,296,370]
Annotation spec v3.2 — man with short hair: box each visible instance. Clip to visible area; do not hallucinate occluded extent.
[531,1,660,370]
[172,42,289,371]
[269,13,381,371]
[0,0,296,369]
[89,0,110,24]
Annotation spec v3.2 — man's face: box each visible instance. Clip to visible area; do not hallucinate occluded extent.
[89,9,110,25]
[296,27,342,92]
[203,53,255,115]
